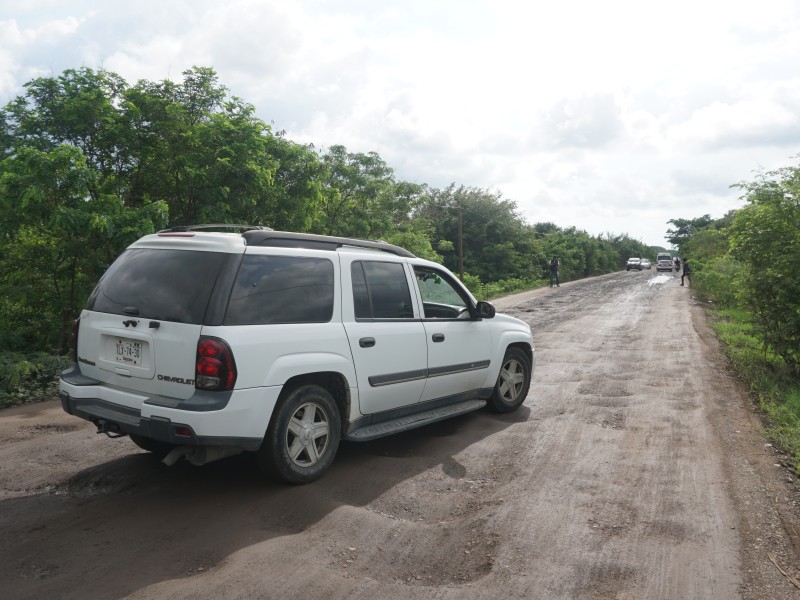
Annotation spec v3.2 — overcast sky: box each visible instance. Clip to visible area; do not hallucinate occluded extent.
[2,1,799,247]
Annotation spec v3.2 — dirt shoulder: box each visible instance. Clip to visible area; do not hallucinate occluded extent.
[0,271,798,599]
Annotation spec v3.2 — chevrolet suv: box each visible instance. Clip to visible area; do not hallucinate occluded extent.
[60,226,535,483]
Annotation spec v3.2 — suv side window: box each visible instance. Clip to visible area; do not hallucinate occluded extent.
[226,255,334,325]
[352,261,414,319]
[414,266,469,319]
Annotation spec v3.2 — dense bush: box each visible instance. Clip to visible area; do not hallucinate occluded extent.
[690,255,743,308]
[0,352,71,408]
[671,163,800,469]
[729,166,800,375]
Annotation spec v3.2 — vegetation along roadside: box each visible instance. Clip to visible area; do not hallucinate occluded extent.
[669,163,800,470]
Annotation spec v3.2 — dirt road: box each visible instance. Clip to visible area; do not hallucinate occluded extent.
[1,271,799,599]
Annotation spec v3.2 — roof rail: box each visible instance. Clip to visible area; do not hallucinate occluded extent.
[242,230,416,258]
[158,224,273,233]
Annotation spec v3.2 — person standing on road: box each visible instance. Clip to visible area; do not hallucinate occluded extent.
[680,260,691,286]
[549,256,560,288]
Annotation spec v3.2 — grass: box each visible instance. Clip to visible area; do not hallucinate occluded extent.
[709,308,800,471]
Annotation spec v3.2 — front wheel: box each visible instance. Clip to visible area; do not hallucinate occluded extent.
[488,347,532,413]
[257,384,341,484]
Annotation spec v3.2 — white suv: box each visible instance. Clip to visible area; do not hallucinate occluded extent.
[60,227,535,483]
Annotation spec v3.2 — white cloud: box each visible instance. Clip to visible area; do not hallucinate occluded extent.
[671,95,800,151]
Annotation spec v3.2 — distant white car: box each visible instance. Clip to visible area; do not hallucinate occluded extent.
[626,258,642,271]
[640,259,651,269]
[656,252,674,272]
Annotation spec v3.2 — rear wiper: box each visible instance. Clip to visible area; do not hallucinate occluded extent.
[122,306,140,316]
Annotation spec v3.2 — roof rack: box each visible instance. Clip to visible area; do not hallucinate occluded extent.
[158,224,273,233]
[242,230,416,258]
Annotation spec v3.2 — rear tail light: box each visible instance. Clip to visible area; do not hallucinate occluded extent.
[195,336,237,391]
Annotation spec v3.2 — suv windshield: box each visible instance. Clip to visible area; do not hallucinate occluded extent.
[86,248,227,323]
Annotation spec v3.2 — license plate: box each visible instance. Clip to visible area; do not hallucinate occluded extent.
[115,338,142,366]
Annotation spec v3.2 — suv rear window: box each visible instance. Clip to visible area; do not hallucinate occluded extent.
[225,255,334,325]
[86,248,227,323]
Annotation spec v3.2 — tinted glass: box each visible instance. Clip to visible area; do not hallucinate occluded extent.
[226,255,334,325]
[353,261,413,319]
[351,262,372,319]
[86,248,226,323]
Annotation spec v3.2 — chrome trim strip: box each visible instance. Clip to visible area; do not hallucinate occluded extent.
[368,360,491,387]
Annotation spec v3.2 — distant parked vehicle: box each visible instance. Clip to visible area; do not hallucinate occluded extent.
[626,258,642,271]
[656,252,674,272]
[640,259,652,269]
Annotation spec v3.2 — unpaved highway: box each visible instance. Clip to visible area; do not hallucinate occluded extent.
[1,270,799,599]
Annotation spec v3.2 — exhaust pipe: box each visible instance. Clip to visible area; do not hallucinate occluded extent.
[162,446,192,466]
[162,445,243,467]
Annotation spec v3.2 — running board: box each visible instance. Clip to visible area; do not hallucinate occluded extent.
[345,399,487,442]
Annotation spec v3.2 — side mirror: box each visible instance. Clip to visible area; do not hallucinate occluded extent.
[475,301,496,319]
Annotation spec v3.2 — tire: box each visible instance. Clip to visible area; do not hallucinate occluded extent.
[257,384,341,484]
[488,347,532,413]
[129,434,174,459]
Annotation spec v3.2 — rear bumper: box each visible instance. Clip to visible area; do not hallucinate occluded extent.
[59,363,277,451]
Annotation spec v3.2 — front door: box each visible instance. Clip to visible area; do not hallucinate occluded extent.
[412,266,493,402]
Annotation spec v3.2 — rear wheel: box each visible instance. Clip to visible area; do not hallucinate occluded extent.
[488,347,531,413]
[129,434,174,459]
[257,384,341,484]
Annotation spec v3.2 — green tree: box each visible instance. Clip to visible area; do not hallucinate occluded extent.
[666,215,713,248]
[0,144,165,351]
[315,145,397,237]
[120,67,279,225]
[255,134,323,232]
[729,166,800,373]
[419,185,540,282]
[0,66,283,351]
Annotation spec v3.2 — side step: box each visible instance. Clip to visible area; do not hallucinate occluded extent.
[345,399,487,442]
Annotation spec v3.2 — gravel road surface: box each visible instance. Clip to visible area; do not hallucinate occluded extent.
[1,270,798,599]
